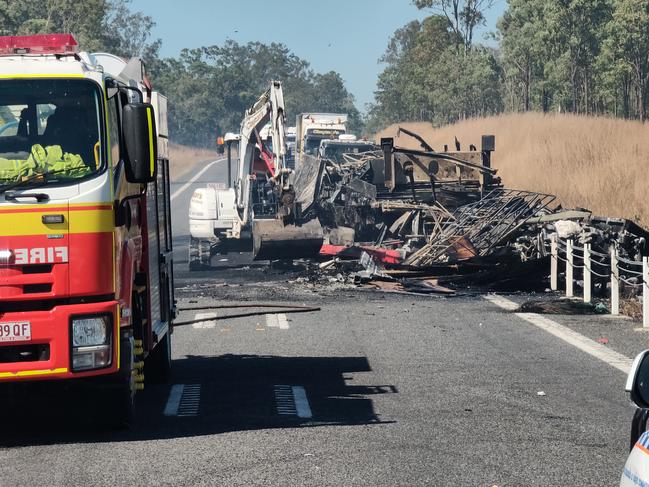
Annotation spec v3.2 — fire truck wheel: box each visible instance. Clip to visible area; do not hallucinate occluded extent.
[102,334,136,429]
[145,331,172,384]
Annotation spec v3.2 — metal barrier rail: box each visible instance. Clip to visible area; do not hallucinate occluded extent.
[550,235,649,326]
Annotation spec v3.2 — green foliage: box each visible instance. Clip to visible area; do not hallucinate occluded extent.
[413,0,496,48]
[371,0,649,131]
[600,0,649,120]
[0,0,109,51]
[367,14,502,132]
[0,0,159,60]
[499,0,649,120]
[103,0,160,62]
[151,42,362,146]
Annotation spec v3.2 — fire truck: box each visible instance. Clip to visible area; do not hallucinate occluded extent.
[0,34,174,425]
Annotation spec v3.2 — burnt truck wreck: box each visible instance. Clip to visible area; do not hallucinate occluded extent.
[290,127,649,299]
[295,132,500,246]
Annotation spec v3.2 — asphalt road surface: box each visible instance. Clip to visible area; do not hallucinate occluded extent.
[0,159,644,486]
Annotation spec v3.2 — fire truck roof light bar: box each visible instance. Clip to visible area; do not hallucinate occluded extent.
[0,34,79,56]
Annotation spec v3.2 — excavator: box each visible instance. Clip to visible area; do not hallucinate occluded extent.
[188,81,323,268]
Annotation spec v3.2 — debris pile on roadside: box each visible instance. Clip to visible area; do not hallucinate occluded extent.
[291,128,649,297]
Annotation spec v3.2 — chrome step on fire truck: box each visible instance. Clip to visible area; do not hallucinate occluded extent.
[0,34,174,425]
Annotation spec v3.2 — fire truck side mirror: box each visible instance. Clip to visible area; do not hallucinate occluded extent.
[123,103,158,184]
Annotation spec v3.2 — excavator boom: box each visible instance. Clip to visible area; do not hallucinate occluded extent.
[188,80,323,267]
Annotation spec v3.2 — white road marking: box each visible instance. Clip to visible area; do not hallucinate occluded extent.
[292,386,312,418]
[277,314,289,330]
[177,384,201,417]
[170,158,225,202]
[193,312,217,329]
[266,313,289,330]
[483,294,633,374]
[274,385,297,415]
[274,385,312,418]
[163,384,184,416]
[483,294,519,311]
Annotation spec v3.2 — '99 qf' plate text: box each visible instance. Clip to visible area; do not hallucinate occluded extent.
[0,322,31,342]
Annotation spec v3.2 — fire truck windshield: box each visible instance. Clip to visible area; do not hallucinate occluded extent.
[0,78,104,191]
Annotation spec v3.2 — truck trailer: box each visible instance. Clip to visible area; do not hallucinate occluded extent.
[0,34,174,425]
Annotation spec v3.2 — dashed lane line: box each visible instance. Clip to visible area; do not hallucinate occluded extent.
[163,384,184,416]
[274,385,297,415]
[274,385,312,419]
[292,386,312,418]
[164,384,202,417]
[483,294,633,374]
[193,312,217,329]
[177,384,201,417]
[170,158,225,202]
[266,313,290,330]
[278,314,289,330]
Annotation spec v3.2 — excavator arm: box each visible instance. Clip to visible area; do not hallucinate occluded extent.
[188,80,322,266]
[236,80,289,225]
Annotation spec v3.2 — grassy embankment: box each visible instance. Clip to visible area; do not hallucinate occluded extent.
[168,143,218,181]
[376,113,649,227]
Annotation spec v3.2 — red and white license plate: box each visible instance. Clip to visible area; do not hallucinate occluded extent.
[0,322,31,342]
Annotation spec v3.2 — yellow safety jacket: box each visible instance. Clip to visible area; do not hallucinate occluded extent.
[0,144,89,181]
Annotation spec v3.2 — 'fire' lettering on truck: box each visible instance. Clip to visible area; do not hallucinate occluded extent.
[12,247,68,264]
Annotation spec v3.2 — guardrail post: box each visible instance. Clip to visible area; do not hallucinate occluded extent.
[550,235,558,291]
[583,243,592,303]
[643,257,649,328]
[566,238,574,297]
[611,246,620,316]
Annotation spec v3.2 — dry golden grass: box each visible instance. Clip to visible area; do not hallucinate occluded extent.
[376,113,649,226]
[169,143,218,181]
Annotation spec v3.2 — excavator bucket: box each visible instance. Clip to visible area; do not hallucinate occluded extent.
[252,218,324,260]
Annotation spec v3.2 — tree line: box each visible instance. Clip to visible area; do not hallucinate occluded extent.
[151,43,361,147]
[367,0,649,131]
[4,0,646,143]
[0,0,361,147]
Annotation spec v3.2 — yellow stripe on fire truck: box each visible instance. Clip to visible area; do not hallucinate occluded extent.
[0,205,114,236]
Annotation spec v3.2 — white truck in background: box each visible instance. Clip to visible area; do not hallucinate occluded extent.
[294,113,347,165]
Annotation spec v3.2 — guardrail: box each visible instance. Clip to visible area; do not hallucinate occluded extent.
[550,235,649,326]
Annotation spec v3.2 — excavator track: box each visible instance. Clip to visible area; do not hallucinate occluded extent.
[189,237,212,270]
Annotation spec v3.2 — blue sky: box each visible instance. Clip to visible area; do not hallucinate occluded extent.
[131,0,506,112]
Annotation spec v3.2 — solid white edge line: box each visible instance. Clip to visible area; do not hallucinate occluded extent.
[483,294,633,374]
[292,386,313,419]
[170,158,225,202]
[163,384,185,416]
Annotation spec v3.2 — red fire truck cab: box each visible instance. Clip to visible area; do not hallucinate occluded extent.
[0,34,175,425]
